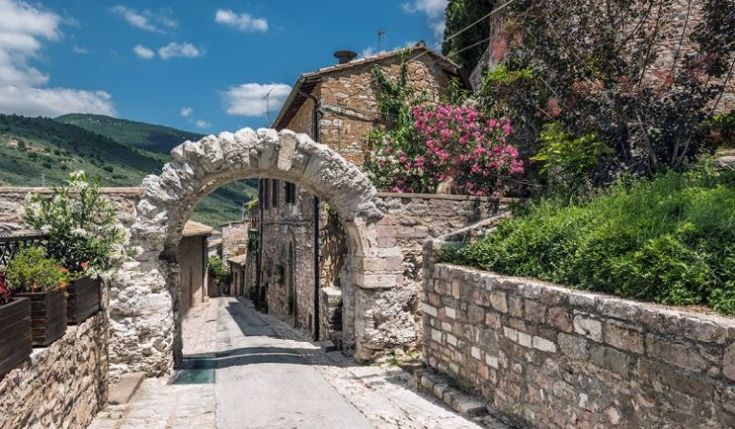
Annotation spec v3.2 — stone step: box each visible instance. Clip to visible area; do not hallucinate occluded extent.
[107,372,145,405]
[413,368,489,418]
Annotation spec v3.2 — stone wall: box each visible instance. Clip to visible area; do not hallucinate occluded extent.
[320,194,512,355]
[221,221,249,261]
[0,312,109,429]
[422,248,735,427]
[261,184,316,331]
[318,55,453,167]
[0,187,141,234]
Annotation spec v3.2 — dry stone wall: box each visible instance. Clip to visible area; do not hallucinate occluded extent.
[422,253,735,428]
[0,313,109,429]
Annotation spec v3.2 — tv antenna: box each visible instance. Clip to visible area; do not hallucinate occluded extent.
[263,86,274,126]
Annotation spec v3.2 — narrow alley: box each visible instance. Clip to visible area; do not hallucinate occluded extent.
[89,297,500,429]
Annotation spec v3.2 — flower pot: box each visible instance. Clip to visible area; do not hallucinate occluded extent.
[0,298,32,377]
[66,277,101,324]
[14,289,66,347]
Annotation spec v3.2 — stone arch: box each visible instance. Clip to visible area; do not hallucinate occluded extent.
[113,128,404,378]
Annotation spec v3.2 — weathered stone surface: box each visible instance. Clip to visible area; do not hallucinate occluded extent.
[421,261,735,429]
[0,313,108,429]
[723,343,735,381]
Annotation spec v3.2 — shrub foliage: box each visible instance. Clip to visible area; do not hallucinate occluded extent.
[443,164,735,315]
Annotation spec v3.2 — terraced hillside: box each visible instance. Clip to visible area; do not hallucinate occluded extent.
[0,114,256,227]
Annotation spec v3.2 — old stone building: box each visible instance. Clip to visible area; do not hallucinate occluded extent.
[254,43,465,342]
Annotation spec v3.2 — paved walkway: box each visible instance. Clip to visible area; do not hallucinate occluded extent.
[89,297,493,429]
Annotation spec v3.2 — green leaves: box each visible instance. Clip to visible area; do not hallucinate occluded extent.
[4,246,67,293]
[442,164,735,315]
[23,170,126,275]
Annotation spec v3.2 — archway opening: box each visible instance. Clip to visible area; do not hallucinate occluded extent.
[119,128,404,376]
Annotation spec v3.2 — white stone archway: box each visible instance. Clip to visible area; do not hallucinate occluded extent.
[110,128,406,378]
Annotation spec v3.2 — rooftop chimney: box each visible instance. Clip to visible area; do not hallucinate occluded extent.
[334,50,357,64]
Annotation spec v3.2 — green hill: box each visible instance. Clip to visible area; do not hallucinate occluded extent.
[0,114,255,227]
[56,113,205,153]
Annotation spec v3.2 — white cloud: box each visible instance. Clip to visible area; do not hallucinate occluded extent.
[403,0,448,38]
[221,83,291,117]
[0,86,115,117]
[110,5,178,33]
[0,1,115,117]
[214,9,268,33]
[72,45,90,54]
[158,42,202,60]
[180,107,193,117]
[133,44,154,59]
[194,119,211,129]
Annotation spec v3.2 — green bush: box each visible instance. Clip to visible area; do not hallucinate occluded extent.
[23,170,126,277]
[4,246,67,293]
[208,256,232,285]
[443,163,735,314]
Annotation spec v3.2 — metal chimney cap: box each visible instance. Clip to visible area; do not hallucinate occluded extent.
[334,50,358,64]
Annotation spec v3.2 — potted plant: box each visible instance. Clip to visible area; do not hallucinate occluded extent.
[5,246,67,346]
[24,171,127,324]
[0,272,32,377]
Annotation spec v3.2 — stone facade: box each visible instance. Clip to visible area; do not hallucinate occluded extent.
[0,187,141,235]
[422,240,735,428]
[221,221,249,262]
[0,313,109,429]
[259,46,467,348]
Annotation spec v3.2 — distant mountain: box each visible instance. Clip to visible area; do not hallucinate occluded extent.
[0,114,255,227]
[56,113,205,154]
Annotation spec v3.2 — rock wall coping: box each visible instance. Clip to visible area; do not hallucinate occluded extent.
[0,313,109,429]
[422,257,735,428]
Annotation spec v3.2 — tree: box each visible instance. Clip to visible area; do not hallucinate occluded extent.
[442,0,496,71]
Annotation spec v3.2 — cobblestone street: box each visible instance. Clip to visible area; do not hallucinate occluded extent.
[88,297,494,429]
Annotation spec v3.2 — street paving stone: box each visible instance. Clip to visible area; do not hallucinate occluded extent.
[88,297,498,429]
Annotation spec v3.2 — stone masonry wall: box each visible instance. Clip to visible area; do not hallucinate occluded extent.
[422,259,735,428]
[319,55,453,167]
[0,312,109,429]
[221,221,249,262]
[319,194,512,354]
[0,187,141,234]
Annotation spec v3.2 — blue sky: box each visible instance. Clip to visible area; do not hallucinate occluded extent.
[0,0,447,133]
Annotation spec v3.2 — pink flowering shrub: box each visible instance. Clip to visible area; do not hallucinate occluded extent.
[366,103,523,196]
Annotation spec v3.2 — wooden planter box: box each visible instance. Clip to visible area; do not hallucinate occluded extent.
[66,277,101,324]
[0,298,32,377]
[15,289,66,347]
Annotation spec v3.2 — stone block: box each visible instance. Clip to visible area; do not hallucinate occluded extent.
[590,345,631,377]
[548,306,573,333]
[489,291,508,313]
[605,321,644,354]
[509,296,524,318]
[524,300,546,324]
[518,332,533,348]
[486,354,500,369]
[422,303,438,318]
[445,307,456,319]
[471,347,481,360]
[646,334,709,373]
[724,343,735,381]
[533,336,557,353]
[573,315,603,342]
[637,358,715,400]
[558,333,590,360]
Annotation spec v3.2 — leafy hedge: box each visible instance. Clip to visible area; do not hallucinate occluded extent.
[442,163,735,315]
